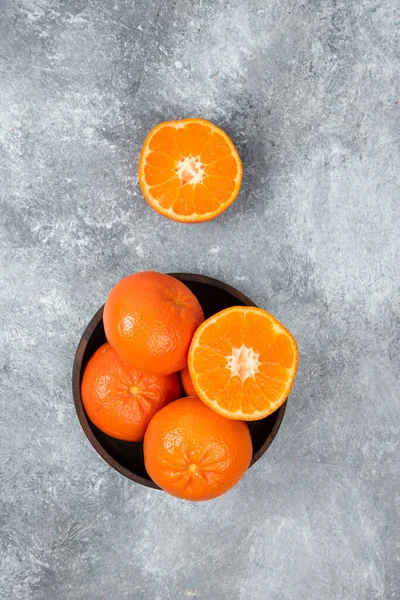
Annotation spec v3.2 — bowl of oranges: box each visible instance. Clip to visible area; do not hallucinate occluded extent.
[73,271,299,501]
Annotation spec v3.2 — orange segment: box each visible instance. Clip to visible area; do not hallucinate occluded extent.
[148,126,180,160]
[193,184,220,214]
[144,164,175,186]
[200,132,232,163]
[176,127,191,156]
[204,176,236,201]
[191,346,228,372]
[259,334,296,368]
[186,123,212,155]
[204,155,238,178]
[173,184,194,216]
[146,151,177,170]
[197,368,231,398]
[241,378,268,415]
[138,118,242,223]
[150,178,181,209]
[188,306,299,420]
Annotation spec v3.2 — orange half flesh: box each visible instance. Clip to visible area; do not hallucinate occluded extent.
[188,306,299,420]
[138,118,242,222]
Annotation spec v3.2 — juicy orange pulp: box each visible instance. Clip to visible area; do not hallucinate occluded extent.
[188,306,299,420]
[138,118,242,222]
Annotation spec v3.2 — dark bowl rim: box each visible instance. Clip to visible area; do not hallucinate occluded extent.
[72,272,287,489]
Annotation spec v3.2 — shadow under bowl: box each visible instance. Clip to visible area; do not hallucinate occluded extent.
[72,273,287,490]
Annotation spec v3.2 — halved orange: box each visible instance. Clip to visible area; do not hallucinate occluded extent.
[138,118,242,222]
[188,306,299,420]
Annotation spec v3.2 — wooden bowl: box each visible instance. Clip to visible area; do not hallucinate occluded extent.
[72,273,287,490]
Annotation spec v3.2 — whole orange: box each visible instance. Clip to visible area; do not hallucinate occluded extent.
[180,366,197,396]
[81,343,181,441]
[144,397,252,501]
[103,271,204,375]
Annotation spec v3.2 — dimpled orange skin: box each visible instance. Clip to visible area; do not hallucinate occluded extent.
[144,397,253,501]
[103,272,204,375]
[180,366,197,396]
[81,343,182,441]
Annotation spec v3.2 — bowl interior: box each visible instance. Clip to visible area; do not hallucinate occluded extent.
[74,274,286,488]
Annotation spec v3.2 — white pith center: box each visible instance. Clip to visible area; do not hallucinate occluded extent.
[175,155,205,185]
[226,344,261,382]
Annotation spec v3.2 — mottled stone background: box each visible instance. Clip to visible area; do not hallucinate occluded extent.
[0,1,399,599]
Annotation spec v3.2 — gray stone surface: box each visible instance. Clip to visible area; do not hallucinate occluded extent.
[0,0,399,598]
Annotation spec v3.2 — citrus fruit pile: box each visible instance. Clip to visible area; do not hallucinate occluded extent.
[81,271,299,501]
